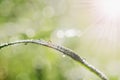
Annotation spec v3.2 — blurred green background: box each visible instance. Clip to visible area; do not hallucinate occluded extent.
[0,0,119,80]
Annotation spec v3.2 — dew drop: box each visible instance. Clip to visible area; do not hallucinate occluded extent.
[62,55,66,58]
[24,43,28,45]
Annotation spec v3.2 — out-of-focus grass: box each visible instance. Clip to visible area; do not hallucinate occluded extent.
[0,0,119,80]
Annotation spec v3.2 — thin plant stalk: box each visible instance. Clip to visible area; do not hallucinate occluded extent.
[0,39,108,80]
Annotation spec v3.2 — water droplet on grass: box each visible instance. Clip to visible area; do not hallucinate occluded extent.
[62,55,66,57]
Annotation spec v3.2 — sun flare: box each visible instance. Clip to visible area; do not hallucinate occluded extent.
[95,0,120,18]
[76,0,120,23]
[75,0,120,51]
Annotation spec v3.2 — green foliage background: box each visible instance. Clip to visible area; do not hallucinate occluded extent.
[0,0,119,80]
